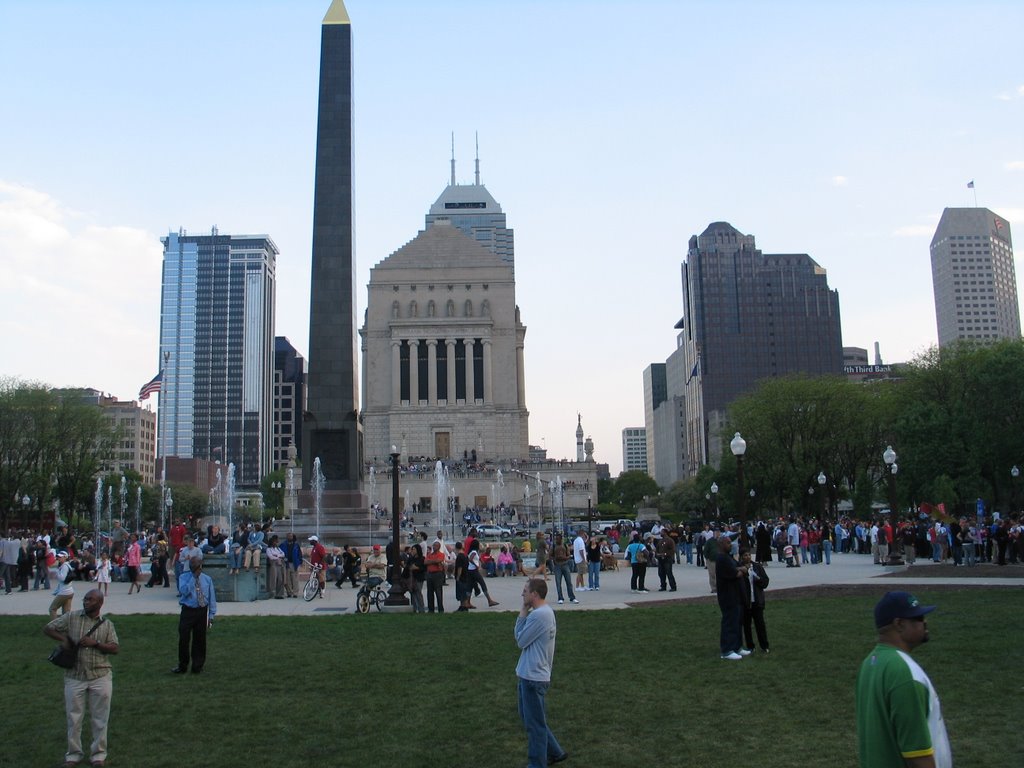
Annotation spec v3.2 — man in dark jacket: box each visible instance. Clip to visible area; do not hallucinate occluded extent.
[739,548,770,653]
[716,536,748,660]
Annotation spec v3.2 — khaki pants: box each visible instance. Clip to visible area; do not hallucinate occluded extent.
[65,674,112,765]
[706,560,717,593]
[49,593,73,618]
[267,561,284,597]
[243,548,262,569]
[284,564,298,597]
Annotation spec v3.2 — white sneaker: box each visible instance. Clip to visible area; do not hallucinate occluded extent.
[738,648,752,656]
[557,599,564,604]
[570,598,580,604]
[721,652,743,661]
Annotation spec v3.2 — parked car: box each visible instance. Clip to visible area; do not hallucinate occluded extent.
[475,524,513,539]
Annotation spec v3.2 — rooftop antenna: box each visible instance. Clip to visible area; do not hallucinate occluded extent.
[450,132,456,186]
[474,131,480,186]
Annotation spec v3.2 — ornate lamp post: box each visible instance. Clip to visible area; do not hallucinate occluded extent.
[730,432,747,527]
[883,445,898,516]
[384,445,409,607]
[817,471,827,520]
[21,494,30,530]
[710,482,719,518]
[1011,465,1020,513]
[587,496,592,537]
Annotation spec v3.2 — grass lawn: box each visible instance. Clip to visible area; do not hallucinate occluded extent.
[7,587,1021,768]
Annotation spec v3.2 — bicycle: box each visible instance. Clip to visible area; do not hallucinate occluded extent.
[303,562,324,602]
[356,575,388,613]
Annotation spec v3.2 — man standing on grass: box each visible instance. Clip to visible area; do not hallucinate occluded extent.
[44,588,119,767]
[856,591,951,768]
[716,536,748,661]
[172,557,217,674]
[515,578,568,768]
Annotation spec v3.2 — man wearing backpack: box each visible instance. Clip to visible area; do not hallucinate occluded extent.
[50,551,76,618]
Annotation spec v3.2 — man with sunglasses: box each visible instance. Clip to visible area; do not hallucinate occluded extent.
[856,591,951,768]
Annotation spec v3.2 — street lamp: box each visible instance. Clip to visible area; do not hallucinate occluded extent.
[730,432,747,527]
[1012,466,1020,512]
[817,471,827,520]
[883,445,897,517]
[587,496,592,537]
[384,445,409,607]
[710,482,719,518]
[21,494,30,529]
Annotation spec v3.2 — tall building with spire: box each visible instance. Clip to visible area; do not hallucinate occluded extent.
[575,414,585,462]
[930,207,1019,347]
[424,136,514,267]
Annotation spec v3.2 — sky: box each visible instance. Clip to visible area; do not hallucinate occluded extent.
[1,0,1022,477]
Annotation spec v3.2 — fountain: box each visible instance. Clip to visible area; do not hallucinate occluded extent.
[495,469,505,511]
[106,486,113,542]
[135,486,142,534]
[119,477,127,532]
[312,457,325,538]
[93,479,103,550]
[367,465,377,510]
[225,463,236,537]
[433,460,451,532]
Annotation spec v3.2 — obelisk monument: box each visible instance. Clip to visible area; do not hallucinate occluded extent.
[303,0,364,505]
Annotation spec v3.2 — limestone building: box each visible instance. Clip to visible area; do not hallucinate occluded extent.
[359,194,529,465]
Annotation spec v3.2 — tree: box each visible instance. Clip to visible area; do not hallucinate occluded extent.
[260,469,287,514]
[612,470,661,512]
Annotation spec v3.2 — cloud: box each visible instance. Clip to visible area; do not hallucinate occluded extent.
[1007,160,1024,171]
[996,85,1024,101]
[0,181,162,399]
[831,175,849,187]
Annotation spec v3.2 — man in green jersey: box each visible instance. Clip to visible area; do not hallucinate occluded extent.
[856,591,951,768]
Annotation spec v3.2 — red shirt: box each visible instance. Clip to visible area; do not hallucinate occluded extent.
[169,524,186,551]
[309,541,326,566]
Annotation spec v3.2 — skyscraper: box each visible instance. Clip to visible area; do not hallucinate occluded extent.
[679,222,843,471]
[642,363,667,479]
[425,142,514,266]
[157,229,277,487]
[304,0,362,497]
[929,207,1019,347]
[621,428,648,473]
[273,337,305,471]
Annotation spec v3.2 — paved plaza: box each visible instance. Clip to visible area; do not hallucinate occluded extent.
[4,553,1018,618]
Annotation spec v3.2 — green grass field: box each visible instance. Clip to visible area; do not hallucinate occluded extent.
[7,588,1021,768]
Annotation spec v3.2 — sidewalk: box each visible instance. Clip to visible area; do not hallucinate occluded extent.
[4,553,1018,617]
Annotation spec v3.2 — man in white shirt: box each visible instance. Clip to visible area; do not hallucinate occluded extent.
[571,532,587,591]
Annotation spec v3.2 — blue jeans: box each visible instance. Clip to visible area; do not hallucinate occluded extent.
[518,678,564,768]
[227,549,243,570]
[684,542,693,564]
[551,562,575,601]
[822,540,832,565]
[587,561,600,589]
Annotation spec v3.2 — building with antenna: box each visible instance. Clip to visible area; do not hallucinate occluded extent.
[424,135,515,267]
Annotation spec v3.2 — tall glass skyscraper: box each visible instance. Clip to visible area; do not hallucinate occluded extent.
[158,229,277,487]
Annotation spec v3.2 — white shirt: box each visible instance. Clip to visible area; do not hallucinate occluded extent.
[572,535,586,564]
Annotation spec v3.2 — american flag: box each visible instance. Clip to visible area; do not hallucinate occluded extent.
[967,180,975,189]
[139,370,162,401]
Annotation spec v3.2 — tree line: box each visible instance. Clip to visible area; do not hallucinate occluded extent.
[651,340,1024,521]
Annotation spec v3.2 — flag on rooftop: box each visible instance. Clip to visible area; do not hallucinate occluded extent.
[967,180,975,189]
